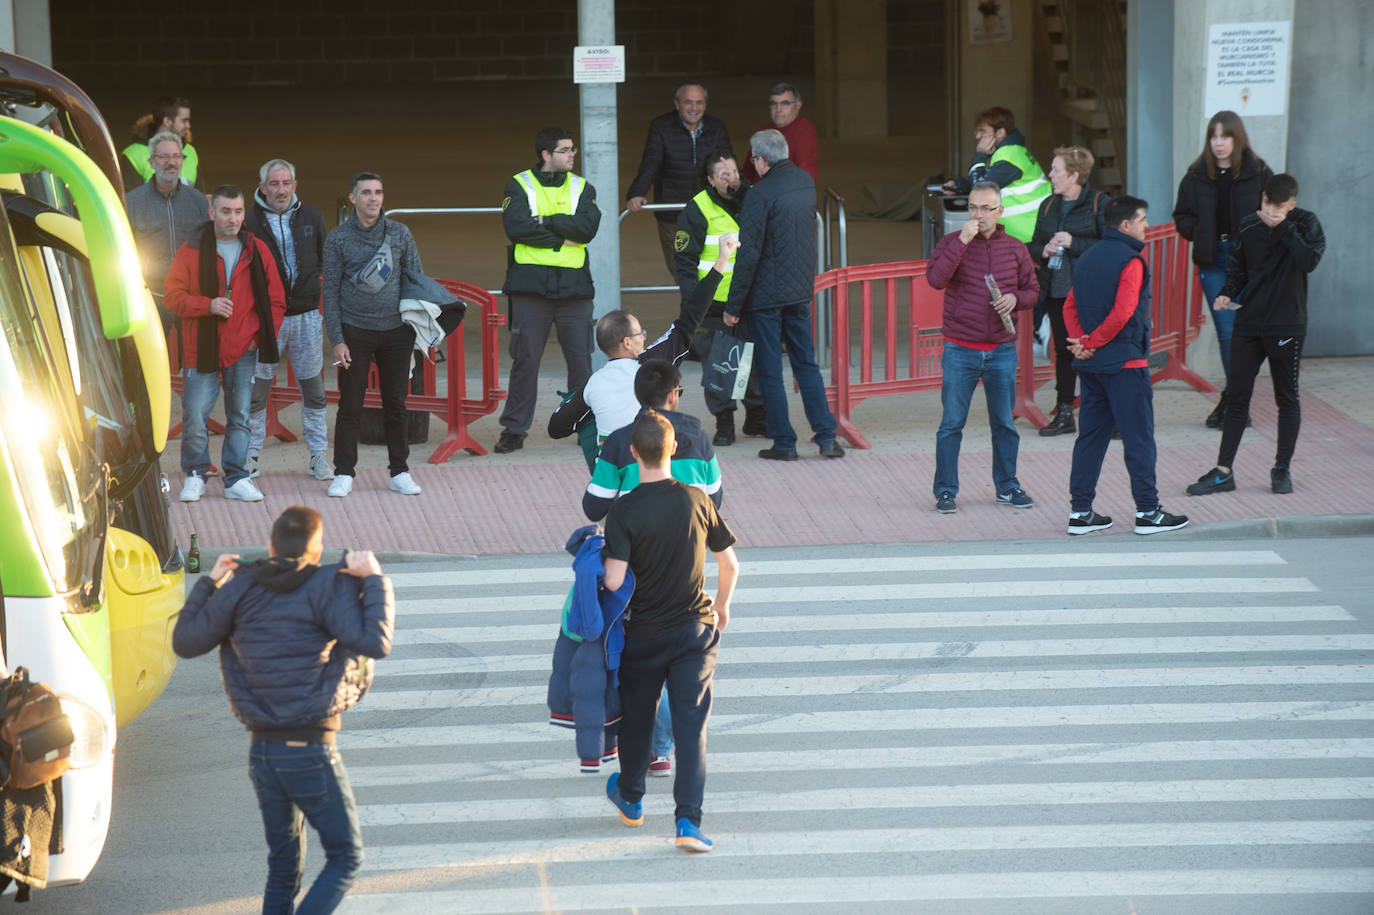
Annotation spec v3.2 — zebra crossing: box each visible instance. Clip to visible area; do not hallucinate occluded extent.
[335,545,1374,913]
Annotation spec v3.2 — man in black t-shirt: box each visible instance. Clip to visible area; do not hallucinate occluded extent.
[601,410,739,853]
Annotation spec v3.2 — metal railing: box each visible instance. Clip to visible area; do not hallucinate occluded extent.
[618,201,686,294]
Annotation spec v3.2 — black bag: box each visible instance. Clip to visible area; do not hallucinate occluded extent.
[702,329,753,400]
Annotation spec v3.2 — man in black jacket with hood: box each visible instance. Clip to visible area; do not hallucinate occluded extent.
[172,505,394,914]
[1187,173,1326,497]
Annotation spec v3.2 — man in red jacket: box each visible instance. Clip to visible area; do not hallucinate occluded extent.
[742,83,818,185]
[926,181,1039,514]
[165,185,287,503]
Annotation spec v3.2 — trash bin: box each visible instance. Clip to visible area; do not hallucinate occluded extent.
[922,188,969,259]
[359,351,430,445]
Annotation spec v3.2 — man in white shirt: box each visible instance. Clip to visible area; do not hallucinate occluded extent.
[583,310,649,443]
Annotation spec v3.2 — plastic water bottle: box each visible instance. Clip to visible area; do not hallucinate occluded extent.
[1048,246,1065,270]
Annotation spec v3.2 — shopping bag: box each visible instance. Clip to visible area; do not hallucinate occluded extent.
[702,330,753,401]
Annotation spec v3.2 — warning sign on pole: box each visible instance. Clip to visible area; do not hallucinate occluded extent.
[1204,21,1291,117]
[573,46,625,84]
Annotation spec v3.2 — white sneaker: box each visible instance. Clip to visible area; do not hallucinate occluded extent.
[224,477,265,502]
[309,453,335,481]
[389,471,421,495]
[179,473,206,502]
[245,455,261,479]
[328,474,353,498]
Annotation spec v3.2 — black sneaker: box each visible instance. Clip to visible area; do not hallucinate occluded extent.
[1205,398,1225,428]
[494,432,524,454]
[758,447,799,462]
[1271,466,1293,494]
[1134,508,1189,535]
[1186,467,1236,496]
[935,492,957,514]
[996,488,1034,508]
[818,439,845,458]
[1067,510,1113,535]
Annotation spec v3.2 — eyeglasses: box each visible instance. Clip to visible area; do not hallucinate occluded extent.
[152,153,185,162]
[769,100,796,107]
[967,204,1002,215]
[552,146,577,155]
[625,329,647,341]
[673,386,685,396]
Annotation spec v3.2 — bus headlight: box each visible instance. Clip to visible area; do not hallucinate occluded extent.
[58,695,110,769]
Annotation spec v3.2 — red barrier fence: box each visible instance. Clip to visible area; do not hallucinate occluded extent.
[170,278,507,463]
[816,223,1214,450]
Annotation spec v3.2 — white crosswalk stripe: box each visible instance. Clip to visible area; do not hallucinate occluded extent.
[335,546,1374,913]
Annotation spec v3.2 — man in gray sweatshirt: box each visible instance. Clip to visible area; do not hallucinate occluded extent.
[126,131,208,298]
[322,171,427,498]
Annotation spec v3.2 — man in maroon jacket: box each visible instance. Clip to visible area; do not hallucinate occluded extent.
[926,181,1039,514]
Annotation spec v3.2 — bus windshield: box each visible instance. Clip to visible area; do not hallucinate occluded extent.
[0,201,101,596]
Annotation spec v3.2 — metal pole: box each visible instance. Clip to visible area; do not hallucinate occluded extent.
[578,0,620,330]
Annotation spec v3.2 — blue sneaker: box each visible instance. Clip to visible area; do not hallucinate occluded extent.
[675,817,713,852]
[606,773,643,826]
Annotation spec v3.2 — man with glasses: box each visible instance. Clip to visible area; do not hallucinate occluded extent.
[627,83,732,277]
[941,107,1050,244]
[743,83,818,184]
[126,131,209,298]
[583,310,651,448]
[496,127,602,454]
[926,180,1039,514]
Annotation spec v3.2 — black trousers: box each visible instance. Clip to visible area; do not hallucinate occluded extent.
[1218,334,1303,470]
[1045,295,1078,404]
[334,323,416,477]
[498,293,594,437]
[616,620,720,826]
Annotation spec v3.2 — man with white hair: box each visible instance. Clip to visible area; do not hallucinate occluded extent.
[723,129,843,462]
[244,158,332,482]
[125,130,208,296]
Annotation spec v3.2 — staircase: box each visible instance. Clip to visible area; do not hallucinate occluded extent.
[1036,0,1128,195]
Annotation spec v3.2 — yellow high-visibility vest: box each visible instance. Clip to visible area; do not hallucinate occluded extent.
[512,169,587,268]
[691,189,738,302]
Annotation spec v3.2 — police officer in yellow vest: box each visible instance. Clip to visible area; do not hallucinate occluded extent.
[942,106,1050,244]
[496,127,602,454]
[120,96,201,192]
[672,151,766,446]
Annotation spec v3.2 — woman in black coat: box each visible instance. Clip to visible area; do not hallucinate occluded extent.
[1172,111,1274,426]
[1030,145,1109,436]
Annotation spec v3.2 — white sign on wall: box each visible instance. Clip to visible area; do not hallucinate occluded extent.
[573,46,625,84]
[1204,21,1291,117]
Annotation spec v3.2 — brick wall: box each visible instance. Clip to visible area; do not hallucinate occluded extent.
[52,0,743,88]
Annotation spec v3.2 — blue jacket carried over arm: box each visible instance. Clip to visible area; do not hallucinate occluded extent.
[547,525,634,772]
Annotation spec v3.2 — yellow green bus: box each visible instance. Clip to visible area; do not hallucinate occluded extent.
[0,57,183,885]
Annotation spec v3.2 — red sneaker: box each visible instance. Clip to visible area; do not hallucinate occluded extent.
[649,756,672,777]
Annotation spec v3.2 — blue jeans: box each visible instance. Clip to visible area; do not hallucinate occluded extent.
[249,741,363,915]
[652,685,673,758]
[616,621,720,825]
[933,341,1020,498]
[747,302,837,452]
[182,349,257,486]
[1199,239,1234,384]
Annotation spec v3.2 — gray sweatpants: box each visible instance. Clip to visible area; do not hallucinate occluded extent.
[249,310,329,457]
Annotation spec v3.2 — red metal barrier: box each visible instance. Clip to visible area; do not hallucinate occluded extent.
[171,278,507,463]
[816,224,1212,446]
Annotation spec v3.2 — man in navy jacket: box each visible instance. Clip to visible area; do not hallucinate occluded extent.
[1064,196,1188,536]
[724,129,843,462]
[173,505,394,913]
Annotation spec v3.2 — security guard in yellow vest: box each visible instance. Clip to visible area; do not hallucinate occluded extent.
[496,127,602,454]
[672,151,766,445]
[942,106,1050,243]
[119,96,202,192]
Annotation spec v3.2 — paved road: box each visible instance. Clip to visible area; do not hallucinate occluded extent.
[25,537,1374,913]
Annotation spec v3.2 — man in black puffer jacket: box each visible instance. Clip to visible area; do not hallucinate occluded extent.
[173,505,394,914]
[724,129,842,462]
[626,82,732,277]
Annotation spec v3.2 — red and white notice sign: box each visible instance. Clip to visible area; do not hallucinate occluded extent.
[573,46,625,84]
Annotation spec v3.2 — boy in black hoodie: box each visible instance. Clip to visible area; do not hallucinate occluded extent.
[1187,174,1326,497]
[173,505,393,914]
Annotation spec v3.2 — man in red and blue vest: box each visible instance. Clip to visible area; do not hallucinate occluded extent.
[1063,195,1189,536]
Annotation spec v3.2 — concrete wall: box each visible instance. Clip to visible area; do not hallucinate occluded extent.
[1288,0,1374,355]
[955,0,1034,168]
[1171,0,1294,181]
